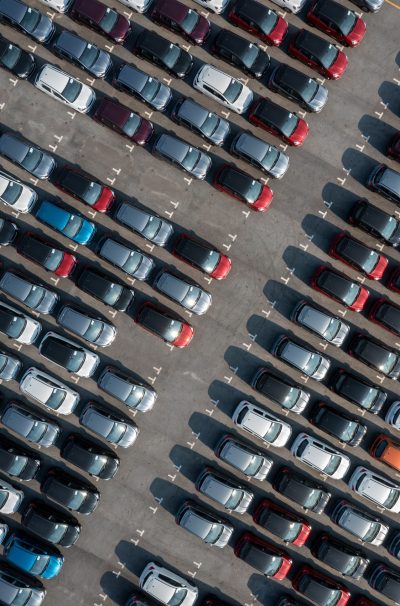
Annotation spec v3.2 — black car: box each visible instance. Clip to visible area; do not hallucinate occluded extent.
[368,564,400,603]
[52,30,112,78]
[133,30,193,78]
[273,467,331,514]
[329,369,387,414]
[17,233,77,278]
[369,298,400,337]
[253,498,311,546]
[311,533,369,580]
[329,232,388,280]
[268,64,328,113]
[0,217,18,245]
[248,97,309,147]
[251,367,309,414]
[292,566,350,606]
[348,199,400,247]
[0,36,35,78]
[172,234,231,279]
[0,436,40,480]
[234,531,291,578]
[212,29,270,79]
[0,0,54,43]
[41,468,100,515]
[348,334,400,380]
[61,433,120,480]
[368,164,400,205]
[388,531,400,559]
[55,166,115,213]
[309,402,366,447]
[76,267,134,312]
[113,63,172,111]
[171,97,230,146]
[22,501,81,548]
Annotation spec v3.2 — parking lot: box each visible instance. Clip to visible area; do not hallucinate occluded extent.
[0,0,400,605]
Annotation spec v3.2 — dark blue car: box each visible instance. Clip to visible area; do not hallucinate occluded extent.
[35,200,96,245]
[3,532,64,579]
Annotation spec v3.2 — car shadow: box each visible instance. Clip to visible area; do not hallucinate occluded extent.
[378,80,400,117]
[322,182,363,222]
[341,148,377,187]
[358,115,397,155]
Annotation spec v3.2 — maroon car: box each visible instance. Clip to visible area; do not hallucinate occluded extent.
[387,132,400,162]
[70,0,130,43]
[93,97,153,145]
[149,0,210,45]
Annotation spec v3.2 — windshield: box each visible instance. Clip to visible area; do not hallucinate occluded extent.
[284,521,302,542]
[20,8,40,33]
[319,44,339,68]
[63,215,83,238]
[84,320,103,342]
[67,351,85,373]
[169,588,187,606]
[6,316,26,338]
[362,250,380,273]
[301,78,319,103]
[62,79,82,103]
[46,249,63,271]
[22,148,43,171]
[47,389,66,410]
[83,182,102,205]
[363,521,380,542]
[264,422,281,443]
[338,10,357,35]
[224,79,242,103]
[99,8,118,32]
[245,455,263,476]
[28,420,47,442]
[1,181,23,205]
[143,216,162,240]
[323,454,342,475]
[123,254,140,275]
[381,351,398,374]
[246,180,262,203]
[126,386,145,406]
[342,282,360,305]
[107,424,125,443]
[324,317,341,340]
[303,488,320,509]
[225,489,243,509]
[183,147,201,171]
[8,590,32,606]
[340,420,358,442]
[142,77,160,100]
[242,44,260,68]
[122,113,140,137]
[25,285,46,308]
[7,456,26,476]
[262,146,279,170]
[205,523,223,543]
[281,112,299,137]
[201,112,219,136]
[1,44,21,69]
[181,9,200,33]
[30,557,50,576]
[164,44,181,69]
[104,283,123,306]
[261,9,278,32]
[305,352,322,375]
[80,44,99,68]
[381,215,397,239]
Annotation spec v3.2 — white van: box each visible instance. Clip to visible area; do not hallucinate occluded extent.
[37,0,73,12]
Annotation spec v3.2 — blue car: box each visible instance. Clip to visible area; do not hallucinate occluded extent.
[3,532,64,579]
[35,200,96,245]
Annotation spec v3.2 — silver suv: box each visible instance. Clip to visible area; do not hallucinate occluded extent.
[114,201,173,247]
[97,367,157,413]
[291,300,350,347]
[19,367,79,415]
[56,304,116,348]
[0,271,58,314]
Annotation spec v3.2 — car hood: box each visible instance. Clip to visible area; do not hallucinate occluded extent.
[33,15,55,42]
[33,154,56,180]
[0,486,23,514]
[308,84,328,112]
[0,355,21,381]
[74,220,96,245]
[94,323,117,348]
[35,290,58,315]
[251,51,270,78]
[191,152,212,180]
[40,423,60,448]
[75,352,100,378]
[118,425,139,448]
[389,221,400,247]
[192,290,212,315]
[208,118,230,146]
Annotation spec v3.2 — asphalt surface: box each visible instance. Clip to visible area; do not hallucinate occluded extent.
[0,1,400,606]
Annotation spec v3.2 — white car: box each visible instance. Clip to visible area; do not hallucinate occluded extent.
[116,0,152,12]
[192,0,230,13]
[193,64,253,114]
[0,170,37,213]
[0,479,24,514]
[37,0,73,11]
[232,400,291,447]
[139,562,198,606]
[291,433,350,480]
[386,400,400,430]
[34,64,96,114]
[0,300,41,344]
[348,466,400,513]
[19,367,80,415]
[269,0,307,13]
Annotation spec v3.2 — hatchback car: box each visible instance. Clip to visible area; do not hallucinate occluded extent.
[0,479,23,513]
[273,466,331,514]
[22,501,80,548]
[309,402,366,447]
[329,232,388,280]
[0,132,56,180]
[233,400,292,447]
[348,466,400,513]
[389,267,400,294]
[41,468,99,514]
[176,500,233,548]
[152,134,211,180]
[227,0,288,46]
[330,368,386,414]
[193,64,253,114]
[39,332,100,378]
[56,304,117,348]
[134,30,193,78]
[35,200,96,246]
[55,167,114,213]
[0,271,58,315]
[348,198,400,247]
[331,499,388,546]
[369,434,400,472]
[291,300,349,347]
[70,0,130,43]
[94,97,154,145]
[3,533,64,580]
[52,30,111,79]
[34,64,96,114]
[368,564,400,604]
[0,217,17,246]
[212,29,270,79]
[0,436,39,480]
[292,566,350,606]
[172,234,231,279]
[171,98,230,147]
[196,466,253,514]
[291,433,350,480]
[98,366,157,413]
[272,335,330,381]
[192,0,229,12]
[253,499,311,546]
[139,562,198,606]
[0,300,41,344]
[0,170,37,213]
[268,64,328,113]
[269,0,307,12]
[251,367,310,414]
[0,0,54,42]
[61,433,120,480]
[1,401,60,448]
[388,532,400,559]
[387,131,400,162]
[80,402,139,448]
[369,298,400,337]
[153,269,212,315]
[249,97,309,146]
[386,401,400,430]
[306,0,366,47]
[113,63,172,111]
[0,350,20,381]
[19,366,79,415]
[150,0,210,45]
[214,164,273,211]
[0,36,35,78]
[311,265,369,312]
[215,433,273,481]
[136,302,194,348]
[368,163,400,205]
[17,233,77,278]
[234,532,292,579]
[76,267,134,312]
[0,562,46,606]
[114,201,173,247]
[98,237,154,282]
[348,333,400,380]
[231,132,289,179]
[288,29,347,80]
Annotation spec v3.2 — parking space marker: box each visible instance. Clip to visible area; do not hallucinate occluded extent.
[67,111,76,119]
[155,496,163,504]
[280,275,290,284]
[395,210,400,218]
[168,473,176,481]
[46,10,56,18]
[146,243,155,252]
[166,343,174,351]
[229,365,238,374]
[86,76,95,86]
[123,10,133,18]
[153,366,162,375]
[361,134,370,142]
[356,275,365,284]
[202,143,211,151]
[376,374,385,384]
[223,376,232,384]
[136,529,145,536]
[205,408,214,416]
[260,176,269,185]
[193,561,202,569]
[319,341,328,350]
[164,209,174,219]
[105,44,114,53]
[337,308,347,317]
[106,177,115,185]
[127,277,136,286]
[88,210,97,219]
[258,44,267,52]
[187,571,197,578]
[380,101,388,109]
[186,440,196,449]
[354,10,363,16]
[117,561,125,569]
[242,209,250,218]
[108,310,117,318]
[228,233,237,241]
[374,110,383,119]
[336,176,346,185]
[393,77,400,85]
[184,177,193,185]
[31,310,40,318]
[54,134,63,142]
[174,463,182,472]
[147,376,156,385]
[98,593,107,601]
[13,343,22,351]
[262,309,271,318]
[203,275,212,284]
[278,10,286,15]
[286,266,295,275]
[318,209,327,218]
[249,332,257,341]
[27,45,37,53]
[317,77,325,85]
[239,77,249,86]
[200,10,209,17]
[50,277,59,286]
[356,143,365,151]
[222,243,231,251]
[9,77,18,87]
[144,110,153,119]
[182,44,191,52]
[0,102,4,111]
[130,538,139,545]
[356,408,366,417]
[377,505,385,513]
[300,375,309,383]
[163,77,172,85]
[11,211,19,219]
[125,143,135,153]
[112,571,121,578]
[69,243,78,251]
[242,342,252,351]
[48,144,57,152]
[279,143,287,151]
[71,375,80,384]
[29,177,38,186]
[298,110,306,118]
[170,200,179,209]
[221,110,230,118]
[299,242,309,251]
[184,310,192,318]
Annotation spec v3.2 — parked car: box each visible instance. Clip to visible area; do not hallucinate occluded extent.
[192,0,229,13]
[291,433,350,480]
[0,300,41,344]
[251,367,310,413]
[273,467,331,514]
[368,163,400,205]
[136,302,194,348]
[387,131,400,162]
[113,63,172,111]
[0,0,54,42]
[369,434,400,472]
[388,532,400,559]
[348,198,400,247]
[369,298,400,337]
[133,29,193,78]
[61,433,120,480]
[348,333,400,380]
[0,479,23,513]
[176,500,233,547]
[19,366,79,415]
[80,402,139,448]
[292,566,350,606]
[0,36,35,78]
[193,64,253,114]
[306,0,366,47]
[249,97,309,146]
[309,402,366,447]
[227,0,288,46]
[271,335,330,381]
[0,562,46,606]
[98,237,155,281]
[76,267,134,311]
[149,0,210,45]
[0,132,56,179]
[232,400,292,447]
[269,0,307,13]
[0,350,21,381]
[38,0,73,11]
[311,265,369,312]
[212,29,270,79]
[288,29,347,79]
[56,304,117,348]
[4,533,63,579]
[329,368,387,414]
[268,64,328,113]
[368,564,400,604]
[230,131,289,179]
[213,164,273,211]
[0,170,37,213]
[153,269,212,315]
[196,466,253,514]
[35,200,95,245]
[55,166,114,212]
[234,532,292,579]
[41,468,99,514]
[389,267,400,294]
[253,499,311,546]
[331,499,388,546]
[348,466,400,512]
[39,332,100,378]
[0,217,18,245]
[34,64,96,113]
[52,30,112,78]
[98,366,157,413]
[152,134,211,180]
[22,501,80,548]
[214,433,273,481]
[69,0,130,43]
[1,401,60,447]
[386,401,400,430]
[116,0,152,12]
[172,234,231,279]
[171,97,230,146]
[18,233,77,278]
[0,270,58,314]
[139,562,198,606]
[114,201,173,247]
[291,300,349,347]
[349,0,383,11]
[329,232,388,280]
[93,97,154,145]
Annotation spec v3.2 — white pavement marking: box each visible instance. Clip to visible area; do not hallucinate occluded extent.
[184,177,192,185]
[48,144,57,152]
[54,134,63,142]
[221,110,230,118]
[27,45,37,53]
[126,144,135,152]
[29,177,38,186]
[223,376,232,384]
[105,44,114,53]
[106,177,115,185]
[163,77,172,85]
[108,310,117,318]
[164,209,173,218]
[86,77,95,86]
[67,111,76,119]
[9,78,18,87]
[144,110,153,119]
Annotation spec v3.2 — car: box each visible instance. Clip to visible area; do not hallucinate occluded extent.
[214,433,273,481]
[230,132,289,179]
[17,233,77,278]
[268,64,328,113]
[22,501,80,548]
[41,467,100,514]
[0,350,20,381]
[348,198,400,247]
[80,402,139,448]
[196,466,253,514]
[273,467,331,514]
[0,479,23,513]
[193,64,253,114]
[38,0,73,11]
[369,434,400,472]
[98,236,156,280]
[4,532,63,579]
[348,466,400,512]
[176,500,234,547]
[153,269,212,315]
[388,531,400,559]
[0,217,18,245]
[369,564,400,603]
[55,166,114,213]
[171,98,230,147]
[94,97,154,145]
[70,0,130,43]
[309,402,366,447]
[35,200,96,246]
[227,0,288,47]
[291,433,350,480]
[389,267,400,294]
[234,532,292,579]
[331,500,388,546]
[233,400,292,447]
[251,367,310,414]
[150,0,210,45]
[213,164,273,211]
[152,134,211,180]
[1,401,60,447]
[288,29,347,80]
[349,0,383,11]
[113,63,172,111]
[139,562,198,606]
[271,335,331,381]
[386,401,400,430]
[0,132,56,180]
[136,302,194,348]
[56,304,117,348]
[134,30,193,78]
[369,298,400,337]
[212,29,270,79]
[329,232,388,280]
[0,562,46,606]
[172,234,231,279]
[98,367,157,413]
[114,201,173,247]
[61,433,120,480]
[248,97,309,146]
[52,30,112,79]
[39,332,99,378]
[34,64,96,114]
[292,566,350,606]
[387,131,400,162]
[0,270,58,315]
[0,0,54,42]
[192,0,229,13]
[19,367,79,415]
[291,300,349,347]
[253,499,311,546]
[0,170,37,213]
[348,333,400,380]
[0,300,41,344]
[117,0,152,13]
[329,369,386,414]
[367,163,400,205]
[0,36,35,78]
[76,267,134,312]
[306,0,366,47]
[311,265,369,312]
[275,597,306,606]
[269,0,307,13]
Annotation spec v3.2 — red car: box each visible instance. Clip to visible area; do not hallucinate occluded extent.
[288,29,347,80]
[368,298,400,337]
[93,98,153,145]
[173,234,232,280]
[306,0,366,47]
[213,164,273,211]
[388,266,400,294]
[234,531,292,580]
[248,98,309,147]
[227,0,288,47]
[149,0,210,45]
[328,232,388,280]
[387,131,400,162]
[55,167,114,213]
[311,265,369,312]
[17,233,77,278]
[293,565,350,606]
[70,0,130,43]
[135,302,194,348]
[253,499,311,546]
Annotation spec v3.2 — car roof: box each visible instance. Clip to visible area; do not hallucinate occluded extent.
[255,99,293,129]
[297,303,332,334]
[38,65,70,93]
[138,30,172,58]
[56,30,87,56]
[154,0,188,22]
[0,132,29,162]
[357,200,392,232]
[280,340,313,368]
[297,29,334,57]
[234,133,270,162]
[60,306,91,335]
[275,65,311,93]
[118,64,148,90]
[177,98,209,127]
[241,541,280,573]
[222,440,254,470]
[337,236,374,267]
[156,134,189,163]
[300,575,338,604]
[377,301,400,331]
[235,0,270,21]
[314,0,348,21]
[354,335,392,367]
[140,306,179,337]
[0,0,26,21]
[117,202,149,231]
[318,268,353,300]
[377,166,400,195]
[97,98,129,127]
[74,0,106,20]
[262,509,298,537]
[1,271,33,300]
[157,272,190,300]
[259,372,293,403]
[198,65,232,92]
[182,509,213,539]
[219,166,255,196]
[216,29,253,57]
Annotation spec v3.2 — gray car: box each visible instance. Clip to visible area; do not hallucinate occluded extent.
[0,563,46,606]
[171,97,230,146]
[152,134,211,180]
[0,300,42,344]
[114,63,172,111]
[56,304,117,348]
[0,270,58,315]
[0,0,54,42]
[272,334,331,381]
[97,237,155,281]
[176,500,234,548]
[0,350,21,381]
[114,201,173,247]
[97,366,157,413]
[214,434,273,481]
[0,133,56,179]
[53,30,112,78]
[19,366,80,415]
[231,132,289,179]
[195,466,253,514]
[79,402,139,448]
[153,269,212,315]
[291,300,350,347]
[331,500,389,546]
[1,401,60,447]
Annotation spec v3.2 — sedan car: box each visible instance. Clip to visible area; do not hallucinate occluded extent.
[230,132,289,179]
[70,0,130,43]
[331,499,389,546]
[0,36,35,78]
[253,499,311,546]
[369,434,400,472]
[0,300,41,344]
[0,270,58,315]
[0,350,20,381]
[387,131,400,162]
[273,466,331,514]
[52,30,112,78]
[368,564,400,604]
[291,433,350,480]
[0,170,37,213]
[0,217,18,245]
[34,64,96,114]
[271,335,330,381]
[248,97,309,146]
[3,533,63,580]
[0,132,56,180]
[386,401,400,430]
[171,97,230,147]
[288,29,347,79]
[348,333,400,380]
[251,367,310,413]
[114,201,173,247]
[41,468,99,514]
[291,300,349,347]
[292,565,350,606]
[56,304,117,348]
[0,0,54,42]
[176,500,233,548]
[0,562,46,606]
[329,232,388,280]
[80,402,139,448]
[214,433,273,481]
[35,201,96,246]
[348,466,400,513]
[234,532,292,579]
[61,433,120,480]
[0,436,39,480]
[212,29,270,79]
[389,267,400,294]
[98,236,155,281]
[1,401,60,448]
[309,402,366,447]
[196,466,253,514]
[232,400,292,447]
[153,269,212,315]
[368,163,400,204]
[134,30,193,78]
[17,233,77,278]
[98,366,157,413]
[306,0,366,47]
[268,64,328,113]
[136,302,194,348]
[152,134,211,180]
[348,198,400,247]
[0,479,23,513]
[76,267,134,312]
[227,0,288,46]
[139,562,198,606]
[39,332,100,378]
[369,298,400,337]
[213,164,273,211]
[172,234,231,279]
[150,0,210,45]
[113,63,172,111]
[22,501,80,548]
[311,265,369,312]
[330,368,386,414]
[55,166,114,213]
[193,64,253,114]
[94,97,153,145]
[19,366,79,415]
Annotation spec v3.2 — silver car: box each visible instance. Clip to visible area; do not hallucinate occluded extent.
[215,434,273,481]
[291,433,350,480]
[386,400,400,430]
[152,134,211,180]
[139,562,198,606]
[291,300,350,347]
[331,500,388,546]
[272,334,331,381]
[1,401,60,447]
[97,366,157,413]
[232,400,292,447]
[0,0,54,42]
[0,350,21,381]
[0,562,46,606]
[348,466,400,513]
[153,270,212,315]
[0,479,23,513]
[0,170,37,213]
[19,367,79,415]
[79,402,139,448]
[195,466,253,514]
[0,271,58,315]
[115,201,173,247]
[97,237,155,281]
[34,64,96,114]
[0,133,56,180]
[176,500,233,548]
[0,300,41,344]
[56,304,117,348]
[231,132,289,179]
